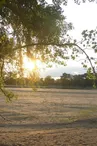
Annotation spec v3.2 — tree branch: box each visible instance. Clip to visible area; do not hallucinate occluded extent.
[13,42,96,77]
[73,43,96,77]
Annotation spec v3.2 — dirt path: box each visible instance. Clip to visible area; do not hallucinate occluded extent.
[1,115,97,145]
[1,128,97,146]
[0,88,97,146]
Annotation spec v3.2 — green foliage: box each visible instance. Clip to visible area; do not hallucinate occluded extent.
[0,0,97,98]
[52,0,97,6]
[71,55,75,60]
[4,72,97,88]
[3,88,18,102]
[87,68,96,80]
[44,75,55,85]
[0,31,14,59]
[0,0,5,8]
[0,78,17,101]
[1,0,68,44]
[81,28,97,84]
[81,28,97,51]
[0,0,72,66]
[0,0,71,98]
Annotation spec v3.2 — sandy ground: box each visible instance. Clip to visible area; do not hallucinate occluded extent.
[0,88,97,146]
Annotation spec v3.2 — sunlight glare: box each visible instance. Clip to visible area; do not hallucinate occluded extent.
[23,56,35,71]
[23,56,42,73]
[36,59,42,68]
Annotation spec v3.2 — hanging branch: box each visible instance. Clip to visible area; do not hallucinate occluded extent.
[13,42,97,78]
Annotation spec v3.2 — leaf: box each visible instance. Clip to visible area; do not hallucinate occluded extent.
[95,49,97,53]
[92,45,96,49]
[83,64,87,68]
[71,55,75,60]
[90,57,94,60]
[74,39,77,43]
[93,84,96,89]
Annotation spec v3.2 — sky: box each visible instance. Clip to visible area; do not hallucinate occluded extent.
[40,1,97,78]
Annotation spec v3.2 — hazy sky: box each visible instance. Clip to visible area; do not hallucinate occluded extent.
[40,1,97,78]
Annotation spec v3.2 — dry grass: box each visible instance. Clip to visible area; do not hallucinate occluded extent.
[0,88,97,146]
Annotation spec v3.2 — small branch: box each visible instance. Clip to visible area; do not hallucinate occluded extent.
[0,113,11,121]
[0,58,4,80]
[0,114,6,120]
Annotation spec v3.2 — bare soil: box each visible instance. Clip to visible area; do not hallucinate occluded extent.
[0,88,97,146]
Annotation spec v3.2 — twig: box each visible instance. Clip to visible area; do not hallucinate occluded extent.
[0,114,7,120]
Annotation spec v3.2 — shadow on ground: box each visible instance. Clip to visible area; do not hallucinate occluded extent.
[1,117,97,131]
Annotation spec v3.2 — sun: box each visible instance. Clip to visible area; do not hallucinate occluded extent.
[23,56,42,72]
[23,56,35,71]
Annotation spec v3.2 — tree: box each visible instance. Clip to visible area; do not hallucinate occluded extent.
[0,0,97,100]
[53,0,97,5]
[0,0,72,99]
[60,72,96,88]
[60,73,72,87]
[44,76,55,86]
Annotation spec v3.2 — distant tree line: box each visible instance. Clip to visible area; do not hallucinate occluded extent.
[4,72,97,89]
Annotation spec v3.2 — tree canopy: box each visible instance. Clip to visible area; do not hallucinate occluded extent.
[0,0,71,99]
[0,0,73,63]
[51,0,97,6]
